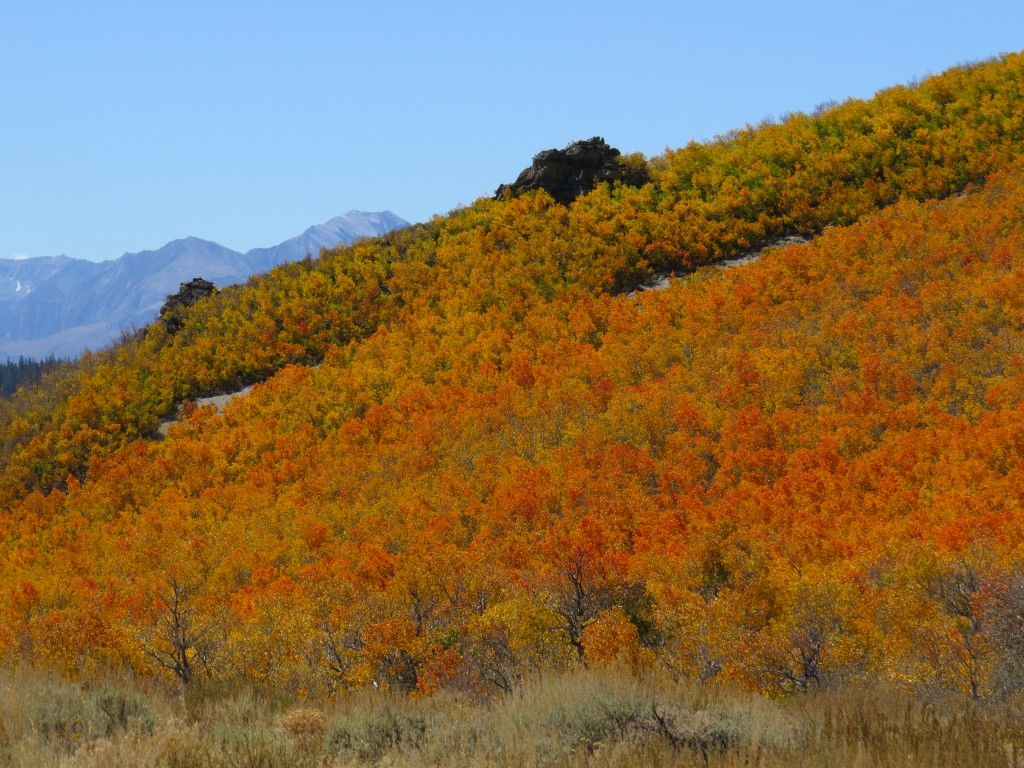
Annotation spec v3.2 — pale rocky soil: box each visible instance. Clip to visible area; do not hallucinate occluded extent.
[157,385,254,437]
[635,233,810,294]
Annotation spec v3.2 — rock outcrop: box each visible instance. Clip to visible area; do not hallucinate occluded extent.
[160,277,217,334]
[496,137,649,205]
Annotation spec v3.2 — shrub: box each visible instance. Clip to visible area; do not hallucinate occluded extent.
[326,708,427,762]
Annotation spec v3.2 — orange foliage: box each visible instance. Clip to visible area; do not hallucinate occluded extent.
[3,55,1024,699]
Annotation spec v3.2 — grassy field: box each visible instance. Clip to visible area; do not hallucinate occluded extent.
[2,666,1022,767]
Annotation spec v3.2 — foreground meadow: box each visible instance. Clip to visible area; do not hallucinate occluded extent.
[2,666,1022,767]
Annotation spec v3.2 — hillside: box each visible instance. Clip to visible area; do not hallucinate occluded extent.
[2,52,1024,719]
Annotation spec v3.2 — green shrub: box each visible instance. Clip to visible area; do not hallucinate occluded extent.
[92,687,155,736]
[326,708,427,762]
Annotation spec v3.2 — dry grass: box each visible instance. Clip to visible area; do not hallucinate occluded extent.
[1,665,1022,767]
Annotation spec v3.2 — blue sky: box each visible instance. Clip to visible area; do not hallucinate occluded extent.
[2,0,1023,263]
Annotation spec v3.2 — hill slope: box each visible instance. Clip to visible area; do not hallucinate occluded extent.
[1,54,1024,700]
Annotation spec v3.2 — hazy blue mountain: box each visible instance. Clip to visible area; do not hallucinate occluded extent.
[246,211,410,273]
[0,211,408,360]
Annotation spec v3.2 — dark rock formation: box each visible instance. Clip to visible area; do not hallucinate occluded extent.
[496,137,649,205]
[160,277,217,334]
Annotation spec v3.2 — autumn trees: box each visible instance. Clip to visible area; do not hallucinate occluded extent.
[2,55,1024,701]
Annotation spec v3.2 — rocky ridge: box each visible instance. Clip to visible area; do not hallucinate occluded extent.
[496,137,649,205]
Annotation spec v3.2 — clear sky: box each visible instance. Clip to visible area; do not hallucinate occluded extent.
[2,0,1023,263]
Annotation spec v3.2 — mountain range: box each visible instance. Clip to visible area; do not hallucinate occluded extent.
[0,210,409,360]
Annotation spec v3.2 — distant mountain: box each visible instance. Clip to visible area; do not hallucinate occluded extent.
[245,211,409,273]
[0,211,409,360]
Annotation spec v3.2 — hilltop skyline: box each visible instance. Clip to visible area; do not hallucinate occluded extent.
[2,0,1024,262]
